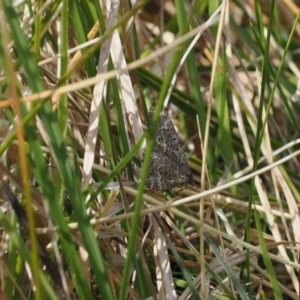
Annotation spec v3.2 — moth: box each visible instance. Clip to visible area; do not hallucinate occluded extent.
[145,104,194,190]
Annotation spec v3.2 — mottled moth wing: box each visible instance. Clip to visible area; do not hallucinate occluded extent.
[145,104,195,190]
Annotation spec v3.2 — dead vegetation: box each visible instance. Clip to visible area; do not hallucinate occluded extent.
[0,0,300,299]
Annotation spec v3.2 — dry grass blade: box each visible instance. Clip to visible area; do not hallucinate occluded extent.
[82,1,118,189]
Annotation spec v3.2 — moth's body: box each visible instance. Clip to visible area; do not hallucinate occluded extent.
[145,104,195,191]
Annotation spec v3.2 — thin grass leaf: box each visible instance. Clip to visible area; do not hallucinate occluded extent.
[254,210,283,300]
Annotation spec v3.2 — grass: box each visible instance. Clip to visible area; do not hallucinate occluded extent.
[0,0,300,299]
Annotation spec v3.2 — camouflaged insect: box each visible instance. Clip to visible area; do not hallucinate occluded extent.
[145,103,195,190]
